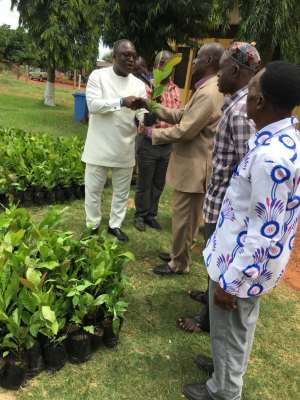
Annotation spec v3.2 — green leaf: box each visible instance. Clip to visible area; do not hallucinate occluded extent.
[19,288,38,313]
[12,308,20,326]
[152,54,182,86]
[38,261,59,270]
[153,66,172,85]
[29,322,41,337]
[94,294,109,306]
[119,251,135,261]
[162,54,182,71]
[51,320,59,335]
[152,84,167,99]
[66,290,77,298]
[0,310,8,322]
[83,325,94,334]
[9,229,26,246]
[76,281,93,291]
[26,268,42,288]
[72,295,79,306]
[41,306,56,323]
[4,272,20,309]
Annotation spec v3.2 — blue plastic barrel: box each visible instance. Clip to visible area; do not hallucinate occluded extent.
[73,92,88,122]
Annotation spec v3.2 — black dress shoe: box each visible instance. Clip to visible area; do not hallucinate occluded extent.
[144,218,162,230]
[182,383,212,400]
[159,252,171,262]
[133,218,145,232]
[194,354,214,375]
[107,227,129,242]
[80,227,99,240]
[153,263,183,276]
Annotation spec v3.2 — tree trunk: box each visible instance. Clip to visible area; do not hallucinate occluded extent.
[73,69,77,89]
[44,65,55,106]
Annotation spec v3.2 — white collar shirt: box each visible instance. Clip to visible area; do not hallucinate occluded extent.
[203,116,300,298]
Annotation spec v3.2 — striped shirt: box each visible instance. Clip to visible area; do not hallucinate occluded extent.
[203,86,256,223]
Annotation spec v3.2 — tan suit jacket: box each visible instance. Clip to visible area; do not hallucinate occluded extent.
[152,75,223,193]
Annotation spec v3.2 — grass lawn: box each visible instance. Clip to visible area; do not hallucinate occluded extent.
[0,71,87,138]
[0,72,299,400]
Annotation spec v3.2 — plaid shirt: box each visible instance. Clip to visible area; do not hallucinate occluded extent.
[203,86,256,223]
[146,81,181,128]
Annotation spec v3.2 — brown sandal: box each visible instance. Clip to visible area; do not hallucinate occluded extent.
[176,317,205,333]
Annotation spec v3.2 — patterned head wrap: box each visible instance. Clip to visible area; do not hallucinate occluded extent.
[227,42,261,73]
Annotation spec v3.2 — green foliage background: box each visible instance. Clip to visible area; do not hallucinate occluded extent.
[0,24,43,66]
[101,0,300,64]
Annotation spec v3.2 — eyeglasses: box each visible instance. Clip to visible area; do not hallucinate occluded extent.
[120,52,137,60]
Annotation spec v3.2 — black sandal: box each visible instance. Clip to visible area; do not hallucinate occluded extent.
[189,290,208,305]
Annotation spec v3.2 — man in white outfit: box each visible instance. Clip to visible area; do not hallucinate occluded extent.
[82,39,147,241]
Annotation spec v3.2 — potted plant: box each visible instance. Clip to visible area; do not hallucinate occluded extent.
[144,53,182,127]
[19,267,68,372]
[63,279,97,363]
[0,309,30,390]
[0,265,32,391]
[97,292,128,348]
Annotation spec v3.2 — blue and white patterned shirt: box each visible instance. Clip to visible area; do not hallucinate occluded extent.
[203,117,300,298]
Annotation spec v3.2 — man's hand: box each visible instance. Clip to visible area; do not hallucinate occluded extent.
[132,97,148,109]
[122,96,140,109]
[122,96,147,110]
[137,122,147,135]
[214,283,238,311]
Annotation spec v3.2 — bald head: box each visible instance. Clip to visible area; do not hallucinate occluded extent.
[192,42,224,81]
[113,39,135,57]
[113,39,137,76]
[199,43,224,68]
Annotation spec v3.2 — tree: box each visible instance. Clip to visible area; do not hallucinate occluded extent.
[101,0,300,65]
[237,0,300,63]
[101,0,213,64]
[0,24,42,66]
[11,0,104,106]
[212,0,300,63]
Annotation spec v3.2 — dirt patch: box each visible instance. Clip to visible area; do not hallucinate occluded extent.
[19,75,85,90]
[0,392,17,400]
[284,225,300,290]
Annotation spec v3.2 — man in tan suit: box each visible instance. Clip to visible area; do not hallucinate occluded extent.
[138,43,224,275]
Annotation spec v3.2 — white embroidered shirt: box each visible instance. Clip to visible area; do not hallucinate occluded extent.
[203,117,300,298]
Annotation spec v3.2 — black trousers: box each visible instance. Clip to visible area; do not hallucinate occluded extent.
[198,222,217,331]
[134,136,171,220]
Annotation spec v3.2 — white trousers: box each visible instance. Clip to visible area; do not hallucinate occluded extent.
[84,164,133,229]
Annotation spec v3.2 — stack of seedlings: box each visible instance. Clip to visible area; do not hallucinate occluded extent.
[0,127,85,206]
[0,205,131,389]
